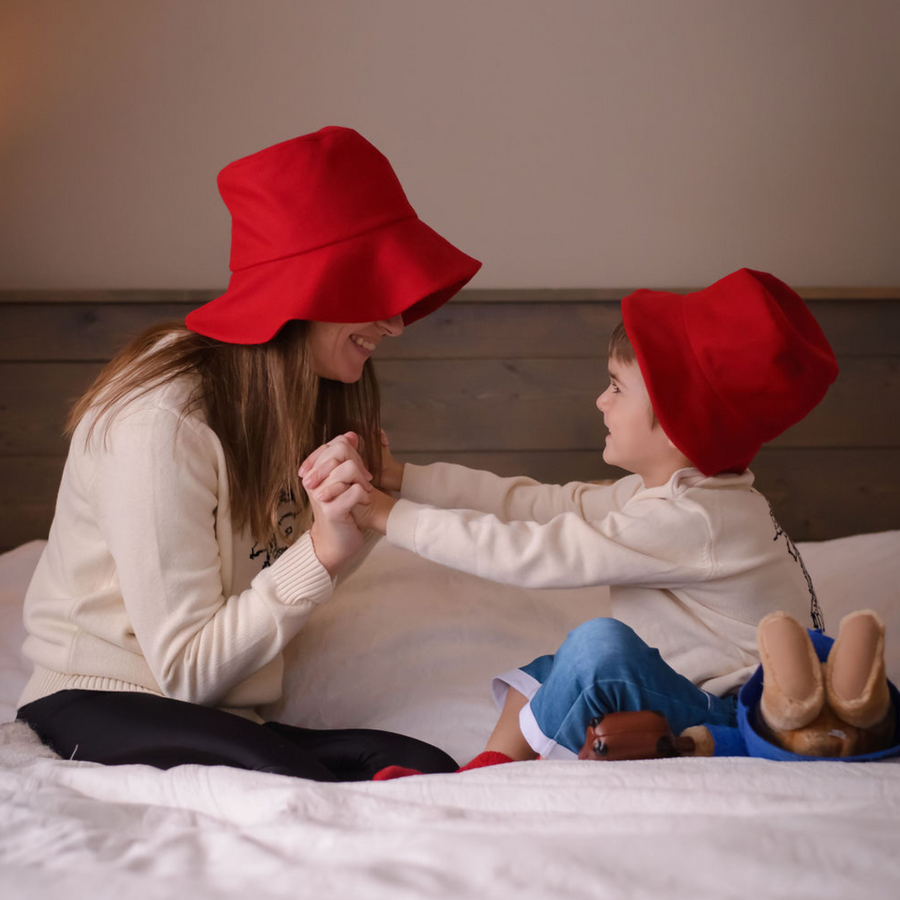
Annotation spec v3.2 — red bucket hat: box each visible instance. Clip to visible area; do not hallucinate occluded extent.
[622,268,839,476]
[186,126,482,344]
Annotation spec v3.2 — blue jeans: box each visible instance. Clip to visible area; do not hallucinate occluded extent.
[495,618,739,759]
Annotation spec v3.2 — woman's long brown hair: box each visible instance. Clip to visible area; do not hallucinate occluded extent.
[66,321,382,544]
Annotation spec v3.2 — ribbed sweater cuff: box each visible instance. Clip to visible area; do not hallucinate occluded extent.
[268,531,333,605]
[386,498,422,553]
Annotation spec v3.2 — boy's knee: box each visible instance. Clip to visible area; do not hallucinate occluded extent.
[559,618,649,670]
[567,617,638,647]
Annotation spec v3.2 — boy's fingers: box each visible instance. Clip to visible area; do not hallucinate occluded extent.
[315,477,364,504]
[299,443,328,477]
[302,455,342,489]
[308,459,373,497]
[299,433,359,477]
[329,483,369,517]
[303,444,372,487]
[328,458,373,491]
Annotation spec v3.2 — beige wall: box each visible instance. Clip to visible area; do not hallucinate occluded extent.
[1,0,898,290]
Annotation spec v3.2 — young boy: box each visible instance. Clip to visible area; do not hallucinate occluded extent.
[302,268,839,772]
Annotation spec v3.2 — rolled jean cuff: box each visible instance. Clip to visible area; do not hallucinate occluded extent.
[491,667,542,710]
[519,700,577,761]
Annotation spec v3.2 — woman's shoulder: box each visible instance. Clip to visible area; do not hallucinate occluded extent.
[77,372,211,448]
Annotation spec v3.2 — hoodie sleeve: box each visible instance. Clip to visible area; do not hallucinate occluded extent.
[401,461,639,526]
[386,492,713,590]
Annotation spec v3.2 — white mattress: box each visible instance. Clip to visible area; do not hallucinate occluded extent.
[2,532,900,899]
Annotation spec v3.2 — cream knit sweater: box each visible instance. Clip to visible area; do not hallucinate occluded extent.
[18,377,370,720]
[388,463,821,696]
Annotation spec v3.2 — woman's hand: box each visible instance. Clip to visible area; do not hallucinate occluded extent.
[299,431,372,489]
[378,429,405,493]
[301,433,374,576]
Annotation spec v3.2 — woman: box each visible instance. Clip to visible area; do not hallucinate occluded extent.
[16,126,480,781]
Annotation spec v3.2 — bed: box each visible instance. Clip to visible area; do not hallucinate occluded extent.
[2,529,900,899]
[1,288,899,898]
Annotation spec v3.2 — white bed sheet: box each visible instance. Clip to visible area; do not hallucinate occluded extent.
[2,531,900,899]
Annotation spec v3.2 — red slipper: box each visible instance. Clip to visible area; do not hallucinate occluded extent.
[373,750,514,781]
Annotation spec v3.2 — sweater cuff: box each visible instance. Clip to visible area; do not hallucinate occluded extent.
[386,498,423,553]
[266,531,334,606]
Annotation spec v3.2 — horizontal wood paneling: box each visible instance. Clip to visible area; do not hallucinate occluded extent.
[2,356,897,457]
[1,298,898,359]
[1,289,897,551]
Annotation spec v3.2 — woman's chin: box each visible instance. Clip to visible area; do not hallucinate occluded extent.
[315,363,367,383]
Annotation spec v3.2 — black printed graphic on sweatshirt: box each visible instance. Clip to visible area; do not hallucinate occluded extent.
[768,503,824,631]
[249,490,297,569]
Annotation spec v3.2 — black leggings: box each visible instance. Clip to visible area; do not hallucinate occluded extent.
[17,690,458,782]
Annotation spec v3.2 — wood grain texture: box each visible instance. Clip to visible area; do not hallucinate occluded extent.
[0,289,897,550]
[1,298,898,359]
[3,357,896,456]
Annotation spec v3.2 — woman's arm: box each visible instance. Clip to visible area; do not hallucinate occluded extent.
[93,409,368,707]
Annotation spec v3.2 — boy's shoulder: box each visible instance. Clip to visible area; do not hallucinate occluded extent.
[623,469,766,533]
[630,468,756,501]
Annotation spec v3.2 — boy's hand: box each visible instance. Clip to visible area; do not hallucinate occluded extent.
[352,487,397,535]
[378,429,405,493]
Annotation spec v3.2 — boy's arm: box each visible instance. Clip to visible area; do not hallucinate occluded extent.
[380,497,712,590]
[400,461,638,525]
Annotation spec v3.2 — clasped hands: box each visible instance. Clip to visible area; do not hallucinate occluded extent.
[299,431,400,576]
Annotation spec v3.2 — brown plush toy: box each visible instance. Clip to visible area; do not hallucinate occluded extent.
[578,710,694,761]
[580,610,896,761]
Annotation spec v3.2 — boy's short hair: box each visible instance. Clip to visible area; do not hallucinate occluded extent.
[608,321,635,365]
[608,321,658,427]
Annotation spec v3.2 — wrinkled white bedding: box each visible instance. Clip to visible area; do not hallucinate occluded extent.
[2,532,900,899]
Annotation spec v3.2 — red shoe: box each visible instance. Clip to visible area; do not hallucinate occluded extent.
[373,751,514,781]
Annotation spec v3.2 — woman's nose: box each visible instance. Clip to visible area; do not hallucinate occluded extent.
[378,315,405,337]
[596,392,607,411]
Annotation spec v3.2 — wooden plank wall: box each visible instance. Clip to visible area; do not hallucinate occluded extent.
[1,289,898,552]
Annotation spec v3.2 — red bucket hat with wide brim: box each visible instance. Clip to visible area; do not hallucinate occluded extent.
[186,127,482,344]
[622,268,839,476]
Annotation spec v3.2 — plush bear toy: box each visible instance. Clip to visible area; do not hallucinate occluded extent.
[579,610,900,763]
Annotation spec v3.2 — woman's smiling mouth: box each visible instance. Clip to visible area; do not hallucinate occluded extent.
[350,334,377,352]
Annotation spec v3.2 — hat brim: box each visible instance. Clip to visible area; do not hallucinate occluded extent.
[186,216,481,344]
[623,289,760,475]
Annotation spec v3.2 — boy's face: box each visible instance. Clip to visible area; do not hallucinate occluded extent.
[596,357,686,486]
